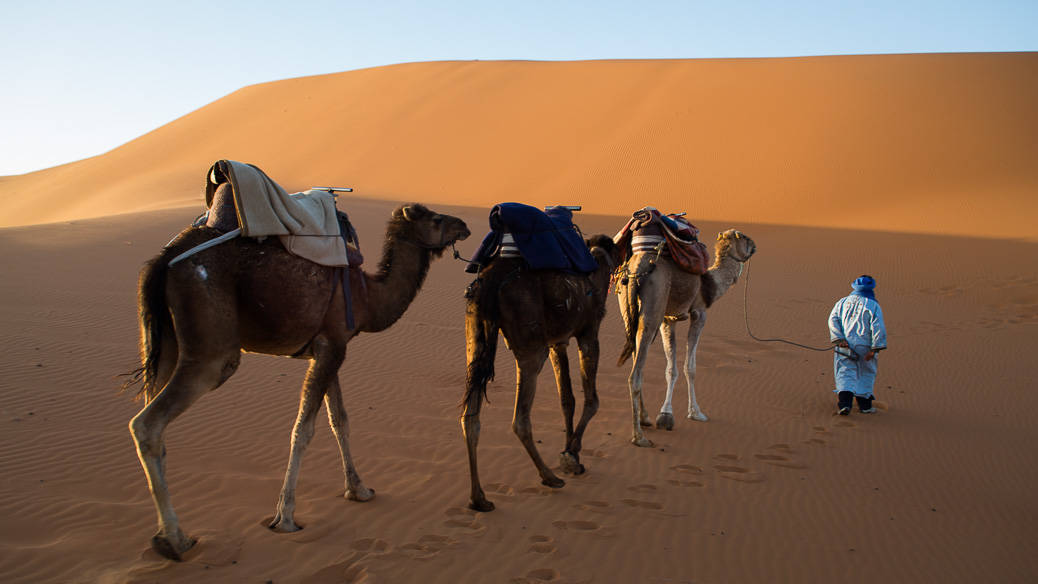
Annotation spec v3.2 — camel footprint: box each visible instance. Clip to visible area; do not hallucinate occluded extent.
[399,534,455,559]
[666,479,704,488]
[552,519,600,532]
[528,534,557,554]
[443,507,486,532]
[621,498,663,510]
[627,484,658,493]
[513,567,563,583]
[573,500,611,513]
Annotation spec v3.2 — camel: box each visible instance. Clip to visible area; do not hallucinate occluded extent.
[126,203,469,560]
[616,229,757,447]
[461,233,622,512]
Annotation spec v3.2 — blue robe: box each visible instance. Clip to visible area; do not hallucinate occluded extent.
[829,294,887,398]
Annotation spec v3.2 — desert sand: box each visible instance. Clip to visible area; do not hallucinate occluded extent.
[1,54,1036,583]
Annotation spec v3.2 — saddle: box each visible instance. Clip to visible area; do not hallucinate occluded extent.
[465,202,597,274]
[176,160,363,330]
[613,207,709,275]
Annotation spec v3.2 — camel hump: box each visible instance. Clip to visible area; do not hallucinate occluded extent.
[465,202,597,273]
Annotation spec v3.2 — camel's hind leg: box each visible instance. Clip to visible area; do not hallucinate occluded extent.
[129,352,241,560]
[549,343,580,474]
[628,297,667,447]
[462,375,492,512]
[270,337,344,533]
[324,376,375,502]
[561,330,602,474]
[514,347,565,488]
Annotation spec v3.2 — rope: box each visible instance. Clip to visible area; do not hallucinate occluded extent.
[741,260,835,353]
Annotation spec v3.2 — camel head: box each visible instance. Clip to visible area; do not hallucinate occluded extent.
[394,203,471,254]
[715,229,757,262]
[586,233,623,270]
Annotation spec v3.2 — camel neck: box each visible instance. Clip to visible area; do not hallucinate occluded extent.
[708,250,744,298]
[361,235,432,333]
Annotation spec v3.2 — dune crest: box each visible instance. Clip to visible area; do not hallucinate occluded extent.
[2,53,1036,239]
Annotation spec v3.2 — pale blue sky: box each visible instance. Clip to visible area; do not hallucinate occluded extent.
[2,0,1035,175]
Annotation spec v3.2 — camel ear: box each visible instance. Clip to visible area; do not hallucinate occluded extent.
[716,233,723,241]
[735,231,741,239]
[401,206,417,221]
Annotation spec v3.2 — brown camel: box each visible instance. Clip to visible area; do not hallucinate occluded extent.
[616,229,757,447]
[126,203,469,560]
[461,233,622,512]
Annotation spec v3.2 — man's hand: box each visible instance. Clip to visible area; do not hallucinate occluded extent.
[865,350,875,361]
[835,340,849,348]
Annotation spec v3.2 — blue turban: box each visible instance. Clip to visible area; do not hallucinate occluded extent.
[851,275,876,299]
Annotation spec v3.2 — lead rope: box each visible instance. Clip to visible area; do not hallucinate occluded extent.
[742,259,836,353]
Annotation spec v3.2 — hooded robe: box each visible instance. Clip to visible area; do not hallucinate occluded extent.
[828,276,887,398]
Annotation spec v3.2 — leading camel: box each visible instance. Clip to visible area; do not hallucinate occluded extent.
[462,234,621,512]
[126,203,469,560]
[616,229,757,447]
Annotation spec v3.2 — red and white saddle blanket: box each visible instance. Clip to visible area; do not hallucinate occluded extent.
[613,206,710,275]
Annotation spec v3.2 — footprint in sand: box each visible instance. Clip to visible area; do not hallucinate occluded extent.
[485,482,516,496]
[669,464,703,474]
[399,534,455,559]
[584,449,608,459]
[517,567,562,582]
[627,484,658,493]
[528,535,557,554]
[715,453,740,461]
[552,520,600,532]
[350,538,390,553]
[621,498,664,510]
[666,479,704,488]
[443,507,485,532]
[804,437,827,446]
[754,453,808,470]
[573,500,611,512]
[713,465,766,483]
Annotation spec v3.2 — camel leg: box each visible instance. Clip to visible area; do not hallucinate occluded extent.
[561,331,602,474]
[462,377,493,512]
[685,310,709,421]
[656,320,678,431]
[129,353,240,560]
[324,376,375,502]
[628,298,666,447]
[514,348,565,488]
[549,344,580,474]
[270,338,344,532]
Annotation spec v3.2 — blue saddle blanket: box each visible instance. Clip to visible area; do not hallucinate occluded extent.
[465,202,597,273]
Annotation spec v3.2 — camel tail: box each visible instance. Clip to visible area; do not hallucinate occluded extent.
[616,277,640,367]
[462,279,500,407]
[122,253,174,402]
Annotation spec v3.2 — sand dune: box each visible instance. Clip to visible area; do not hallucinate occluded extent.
[1,53,1036,239]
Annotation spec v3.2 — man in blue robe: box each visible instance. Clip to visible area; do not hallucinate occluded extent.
[828,275,887,415]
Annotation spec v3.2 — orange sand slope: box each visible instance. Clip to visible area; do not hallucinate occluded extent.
[0,202,1035,583]
[1,53,1036,239]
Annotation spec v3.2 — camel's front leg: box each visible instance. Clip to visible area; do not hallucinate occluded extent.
[549,343,580,473]
[562,331,602,474]
[271,341,343,532]
[325,377,375,502]
[656,320,679,430]
[685,310,708,421]
[514,349,565,488]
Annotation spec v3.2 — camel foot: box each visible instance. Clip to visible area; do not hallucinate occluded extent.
[469,498,495,513]
[151,530,196,561]
[559,451,586,475]
[639,418,654,427]
[687,411,709,422]
[268,514,302,533]
[541,474,566,489]
[655,412,675,431]
[631,436,654,448]
[346,486,376,502]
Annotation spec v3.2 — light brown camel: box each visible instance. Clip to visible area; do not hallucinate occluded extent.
[461,234,622,512]
[616,229,757,447]
[126,203,469,560]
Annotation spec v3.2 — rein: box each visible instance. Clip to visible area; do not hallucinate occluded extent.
[741,260,835,353]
